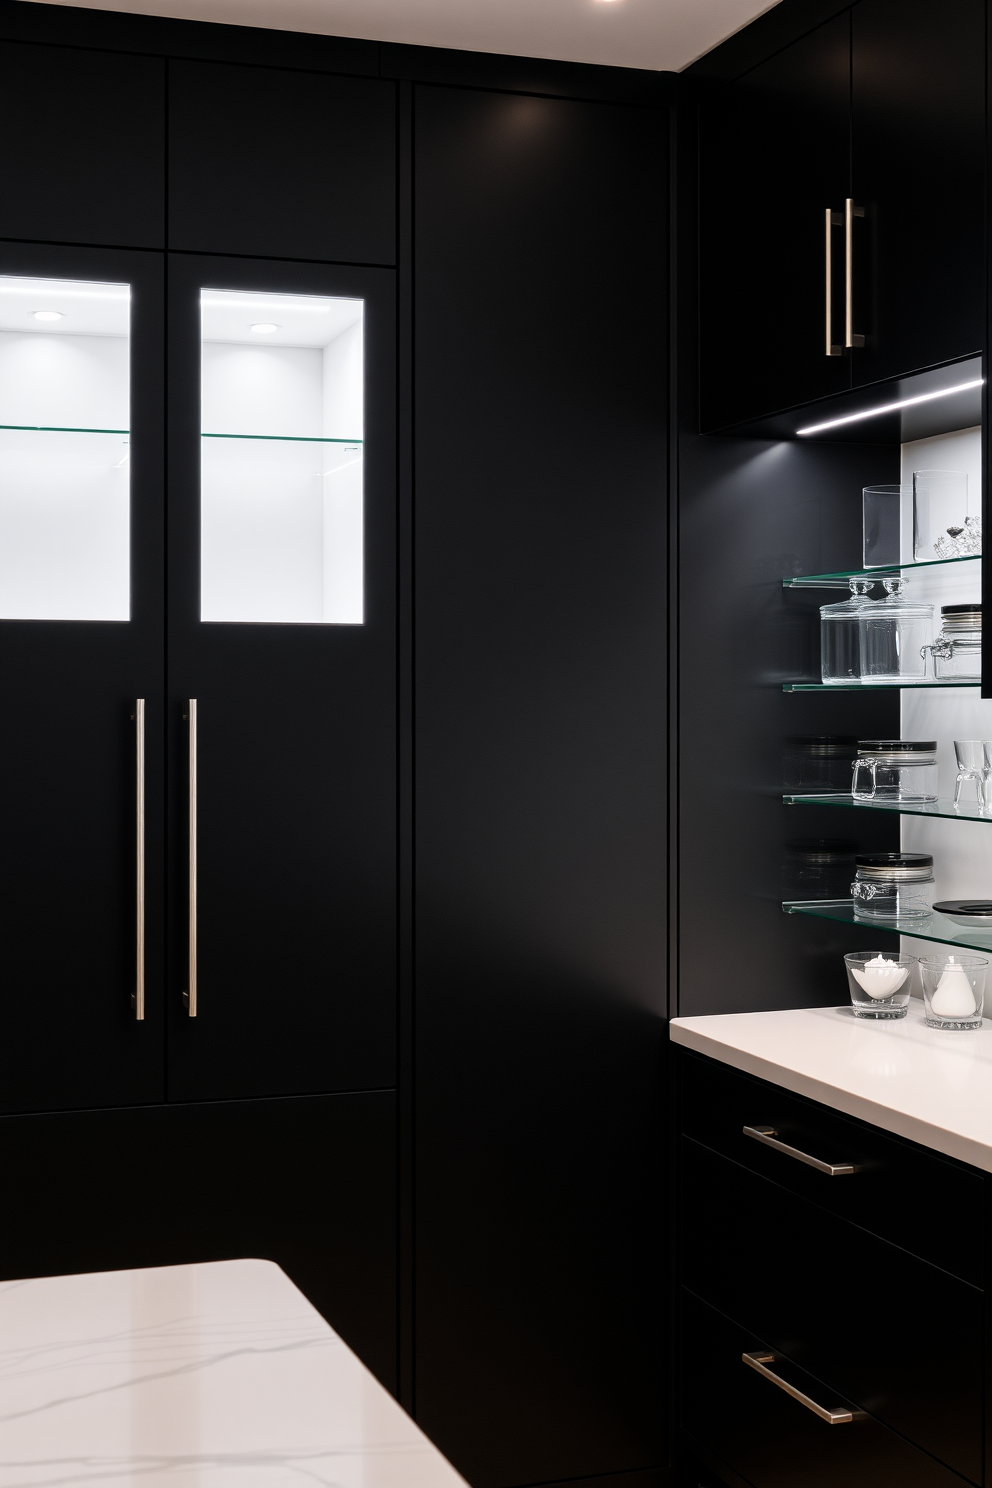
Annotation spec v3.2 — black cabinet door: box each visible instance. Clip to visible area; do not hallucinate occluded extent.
[166,254,396,1102]
[682,1139,983,1484]
[850,0,985,385]
[168,61,396,265]
[698,13,851,431]
[0,43,165,250]
[413,84,668,1488]
[0,242,165,1115]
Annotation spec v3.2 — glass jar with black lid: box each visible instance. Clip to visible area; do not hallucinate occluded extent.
[852,852,935,922]
[923,604,981,681]
[851,740,938,803]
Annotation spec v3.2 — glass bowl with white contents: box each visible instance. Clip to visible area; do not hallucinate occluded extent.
[844,952,916,1019]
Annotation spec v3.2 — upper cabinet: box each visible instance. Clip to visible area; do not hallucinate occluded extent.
[851,0,985,386]
[0,43,166,250]
[699,0,985,431]
[168,62,396,264]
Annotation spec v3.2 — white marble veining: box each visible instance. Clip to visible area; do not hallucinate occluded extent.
[671,1003,992,1173]
[0,1258,469,1488]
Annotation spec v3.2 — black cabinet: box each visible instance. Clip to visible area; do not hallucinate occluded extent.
[699,13,851,430]
[165,254,397,1102]
[413,82,669,1488]
[851,0,985,386]
[0,240,165,1116]
[168,61,396,264]
[678,1053,987,1488]
[699,0,985,430]
[0,42,165,249]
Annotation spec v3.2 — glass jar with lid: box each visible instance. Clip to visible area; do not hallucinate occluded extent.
[923,604,981,681]
[819,578,875,684]
[860,577,933,683]
[851,739,938,803]
[851,852,935,922]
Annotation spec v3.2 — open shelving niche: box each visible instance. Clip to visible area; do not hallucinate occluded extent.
[778,362,986,958]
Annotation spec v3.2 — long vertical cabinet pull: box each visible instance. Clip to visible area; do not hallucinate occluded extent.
[134,699,146,1021]
[824,209,842,356]
[185,699,198,1017]
[844,198,865,349]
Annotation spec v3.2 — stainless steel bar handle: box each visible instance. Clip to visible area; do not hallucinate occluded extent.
[743,1351,854,1424]
[743,1125,855,1176]
[824,209,842,356]
[844,198,865,348]
[185,699,197,1017]
[134,698,145,1021]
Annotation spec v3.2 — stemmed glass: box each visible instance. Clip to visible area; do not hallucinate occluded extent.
[953,740,992,813]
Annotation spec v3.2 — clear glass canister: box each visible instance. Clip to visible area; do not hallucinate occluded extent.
[860,577,933,683]
[851,852,935,922]
[820,578,874,684]
[923,604,981,681]
[851,739,938,803]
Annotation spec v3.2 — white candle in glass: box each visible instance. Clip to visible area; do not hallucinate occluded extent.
[930,957,977,1018]
[851,954,908,1000]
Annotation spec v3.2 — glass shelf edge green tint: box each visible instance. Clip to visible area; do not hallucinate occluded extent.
[783,680,979,691]
[201,433,362,443]
[783,554,979,589]
[784,793,992,823]
[0,424,129,435]
[784,899,992,954]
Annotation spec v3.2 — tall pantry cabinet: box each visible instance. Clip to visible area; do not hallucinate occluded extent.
[0,9,673,1488]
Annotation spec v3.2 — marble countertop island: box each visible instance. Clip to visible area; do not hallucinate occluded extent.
[671,1001,992,1173]
[0,1257,468,1487]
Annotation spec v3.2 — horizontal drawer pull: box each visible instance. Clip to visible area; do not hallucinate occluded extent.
[743,1125,855,1176]
[742,1351,854,1425]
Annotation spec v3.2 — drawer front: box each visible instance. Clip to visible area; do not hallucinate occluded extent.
[682,1290,971,1488]
[681,1051,983,1285]
[682,1139,983,1484]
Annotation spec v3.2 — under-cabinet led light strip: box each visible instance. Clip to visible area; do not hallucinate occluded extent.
[796,378,984,436]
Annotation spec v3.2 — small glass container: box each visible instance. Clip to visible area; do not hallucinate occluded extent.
[913,469,979,561]
[844,951,915,1019]
[820,578,875,684]
[784,736,859,794]
[851,852,934,922]
[923,604,981,681]
[783,839,858,901]
[920,953,987,1030]
[851,739,938,803]
[863,483,904,568]
[860,577,933,683]
[953,739,990,811]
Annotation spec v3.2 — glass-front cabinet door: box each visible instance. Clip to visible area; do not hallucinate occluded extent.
[0,245,164,1114]
[167,257,396,1101]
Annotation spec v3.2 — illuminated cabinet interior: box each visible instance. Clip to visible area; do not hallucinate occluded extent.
[200,289,364,624]
[0,276,130,621]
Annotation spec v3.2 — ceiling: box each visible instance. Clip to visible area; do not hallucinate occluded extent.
[27,0,781,72]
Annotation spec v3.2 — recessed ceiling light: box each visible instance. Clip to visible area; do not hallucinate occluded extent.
[250,323,279,334]
[32,310,63,321]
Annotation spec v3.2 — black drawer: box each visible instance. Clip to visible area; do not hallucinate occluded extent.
[682,1139,983,1484]
[681,1050,983,1285]
[682,1290,972,1488]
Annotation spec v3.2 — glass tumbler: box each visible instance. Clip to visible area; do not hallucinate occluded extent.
[920,954,987,1030]
[844,952,915,1019]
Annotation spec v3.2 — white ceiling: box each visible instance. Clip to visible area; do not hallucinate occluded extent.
[27,0,781,72]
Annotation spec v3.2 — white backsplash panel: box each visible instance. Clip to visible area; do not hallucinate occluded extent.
[897,426,988,963]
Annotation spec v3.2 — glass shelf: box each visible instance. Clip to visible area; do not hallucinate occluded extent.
[783,554,980,589]
[784,898,992,954]
[784,793,992,823]
[0,423,129,435]
[201,432,362,444]
[783,680,979,692]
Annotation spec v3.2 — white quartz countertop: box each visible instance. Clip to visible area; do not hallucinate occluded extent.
[671,1002,992,1174]
[0,1257,469,1487]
